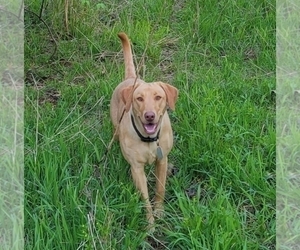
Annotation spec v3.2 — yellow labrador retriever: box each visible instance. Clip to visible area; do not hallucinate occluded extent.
[110,32,178,230]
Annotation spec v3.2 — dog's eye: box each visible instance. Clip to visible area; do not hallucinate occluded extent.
[137,97,144,102]
[155,96,162,101]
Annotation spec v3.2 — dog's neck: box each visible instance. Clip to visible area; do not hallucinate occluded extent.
[130,115,160,143]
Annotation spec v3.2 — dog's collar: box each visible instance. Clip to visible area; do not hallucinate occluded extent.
[131,115,160,143]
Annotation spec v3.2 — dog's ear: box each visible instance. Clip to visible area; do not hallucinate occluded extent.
[121,86,134,112]
[159,82,179,110]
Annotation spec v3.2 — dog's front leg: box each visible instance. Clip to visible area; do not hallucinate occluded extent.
[130,165,154,227]
[154,157,168,218]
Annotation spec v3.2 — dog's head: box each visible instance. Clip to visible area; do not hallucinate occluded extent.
[121,82,178,135]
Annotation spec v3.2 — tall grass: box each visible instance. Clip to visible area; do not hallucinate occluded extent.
[0,2,24,249]
[25,0,275,249]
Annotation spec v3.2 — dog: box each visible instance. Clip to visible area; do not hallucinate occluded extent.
[110,32,178,230]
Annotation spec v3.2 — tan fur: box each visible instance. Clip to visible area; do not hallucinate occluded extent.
[110,32,178,231]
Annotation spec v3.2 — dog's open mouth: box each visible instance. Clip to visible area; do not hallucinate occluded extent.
[143,123,158,135]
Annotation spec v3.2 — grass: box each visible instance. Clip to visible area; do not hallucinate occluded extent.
[276,0,300,249]
[0,1,24,249]
[24,0,275,249]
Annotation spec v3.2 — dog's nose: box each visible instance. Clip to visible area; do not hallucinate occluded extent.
[144,111,155,122]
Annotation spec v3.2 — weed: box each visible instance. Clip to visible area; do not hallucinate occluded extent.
[24,0,275,249]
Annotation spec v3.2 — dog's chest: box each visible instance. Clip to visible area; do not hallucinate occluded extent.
[133,142,159,164]
[145,143,159,164]
[119,137,162,165]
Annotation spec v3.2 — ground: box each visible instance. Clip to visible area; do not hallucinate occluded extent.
[24,0,275,249]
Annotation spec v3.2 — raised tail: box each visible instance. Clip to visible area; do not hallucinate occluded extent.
[118,32,136,79]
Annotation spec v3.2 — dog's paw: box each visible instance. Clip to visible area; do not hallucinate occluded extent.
[147,223,155,234]
[146,215,155,233]
[153,207,164,219]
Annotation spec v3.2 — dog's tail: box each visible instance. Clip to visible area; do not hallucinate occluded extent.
[118,32,136,79]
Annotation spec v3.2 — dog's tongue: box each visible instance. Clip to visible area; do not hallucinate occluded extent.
[143,123,157,135]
